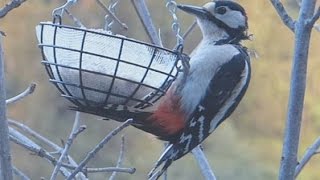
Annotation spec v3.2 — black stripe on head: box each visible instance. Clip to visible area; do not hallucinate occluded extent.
[215,0,246,16]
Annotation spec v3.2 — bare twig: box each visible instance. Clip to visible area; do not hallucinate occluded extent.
[50,112,86,180]
[269,0,295,32]
[0,0,27,18]
[191,146,216,180]
[10,128,134,177]
[6,83,36,105]
[131,0,161,46]
[109,136,126,180]
[85,167,135,174]
[314,24,320,31]
[295,137,320,178]
[8,119,62,151]
[183,21,197,40]
[67,119,133,180]
[8,119,87,179]
[9,127,71,177]
[0,31,13,180]
[308,7,320,27]
[95,0,128,30]
[12,166,30,180]
[65,9,85,28]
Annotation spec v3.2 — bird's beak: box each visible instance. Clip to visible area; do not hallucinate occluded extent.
[177,4,209,18]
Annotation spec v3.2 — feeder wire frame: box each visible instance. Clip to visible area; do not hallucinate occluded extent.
[38,22,180,109]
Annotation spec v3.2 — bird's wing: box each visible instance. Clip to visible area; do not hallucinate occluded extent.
[148,47,251,180]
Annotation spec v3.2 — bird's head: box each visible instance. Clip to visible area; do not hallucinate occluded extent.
[178,0,249,44]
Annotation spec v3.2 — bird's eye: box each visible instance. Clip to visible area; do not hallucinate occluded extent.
[216,7,227,15]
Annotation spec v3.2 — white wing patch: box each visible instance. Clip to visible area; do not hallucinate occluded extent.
[198,116,205,141]
[179,133,193,154]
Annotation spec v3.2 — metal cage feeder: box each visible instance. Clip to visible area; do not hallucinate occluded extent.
[36,22,179,109]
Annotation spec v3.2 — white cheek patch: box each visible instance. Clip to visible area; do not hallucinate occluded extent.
[204,2,216,13]
[216,11,246,29]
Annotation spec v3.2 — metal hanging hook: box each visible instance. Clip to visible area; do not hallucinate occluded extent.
[166,0,189,76]
[166,0,184,48]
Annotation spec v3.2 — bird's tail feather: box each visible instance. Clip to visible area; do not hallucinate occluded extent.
[148,144,177,180]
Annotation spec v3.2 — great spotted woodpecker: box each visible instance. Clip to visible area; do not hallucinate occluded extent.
[72,0,251,179]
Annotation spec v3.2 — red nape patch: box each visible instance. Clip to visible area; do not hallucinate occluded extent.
[149,89,185,135]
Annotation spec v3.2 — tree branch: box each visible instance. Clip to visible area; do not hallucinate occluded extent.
[67,119,133,180]
[0,31,13,180]
[50,112,86,180]
[131,0,162,46]
[183,21,197,40]
[10,127,135,177]
[65,9,85,28]
[8,119,63,151]
[84,167,135,174]
[269,0,295,32]
[9,127,71,177]
[8,119,87,179]
[294,137,320,178]
[0,0,27,18]
[278,0,317,179]
[191,146,216,180]
[13,166,30,180]
[95,0,128,30]
[109,135,126,180]
[6,83,36,105]
[307,7,320,27]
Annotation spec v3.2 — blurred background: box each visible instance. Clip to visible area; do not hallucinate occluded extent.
[1,0,320,179]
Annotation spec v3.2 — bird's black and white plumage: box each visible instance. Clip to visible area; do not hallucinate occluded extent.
[148,1,251,179]
[72,1,251,179]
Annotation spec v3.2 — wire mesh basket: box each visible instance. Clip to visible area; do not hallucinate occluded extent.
[36,22,179,109]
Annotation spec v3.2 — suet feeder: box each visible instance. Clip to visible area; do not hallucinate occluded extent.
[36,1,182,109]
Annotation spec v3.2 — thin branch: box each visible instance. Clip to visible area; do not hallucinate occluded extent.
[10,129,133,177]
[6,83,36,105]
[8,119,62,151]
[0,0,27,18]
[8,119,87,179]
[269,0,295,32]
[183,21,197,40]
[95,0,128,30]
[0,31,13,180]
[307,7,320,27]
[85,167,135,174]
[109,135,126,180]
[61,164,134,174]
[191,146,216,180]
[295,137,320,178]
[67,119,133,180]
[131,0,161,46]
[278,0,317,179]
[9,127,71,177]
[50,112,86,180]
[12,166,30,180]
[65,9,85,28]
[313,24,320,31]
